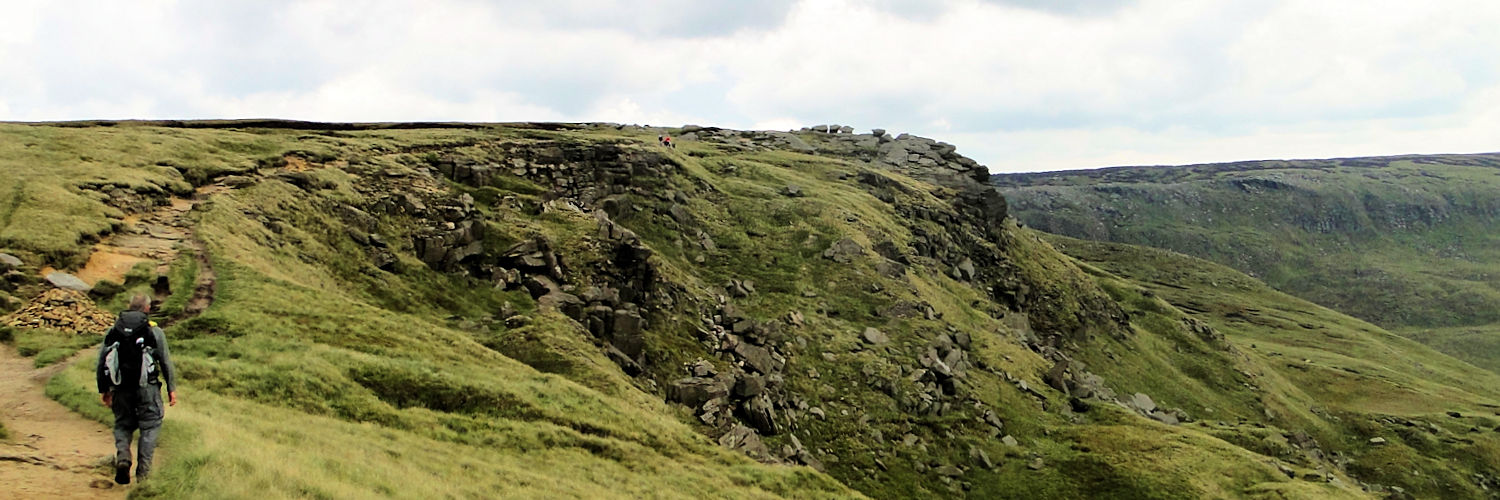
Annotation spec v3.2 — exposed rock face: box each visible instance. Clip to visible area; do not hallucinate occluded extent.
[378,129,1137,481]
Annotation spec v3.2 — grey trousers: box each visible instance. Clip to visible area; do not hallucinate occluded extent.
[110,384,164,479]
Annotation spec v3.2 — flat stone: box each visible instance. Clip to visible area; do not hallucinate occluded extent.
[1369,437,1387,445]
[862,327,890,345]
[0,253,22,269]
[45,272,91,292]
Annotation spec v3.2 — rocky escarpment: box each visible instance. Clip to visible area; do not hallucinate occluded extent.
[357,126,1166,484]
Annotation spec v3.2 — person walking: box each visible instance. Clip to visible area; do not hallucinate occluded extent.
[96,294,178,484]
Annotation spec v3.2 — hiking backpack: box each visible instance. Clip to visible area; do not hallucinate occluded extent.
[103,311,159,389]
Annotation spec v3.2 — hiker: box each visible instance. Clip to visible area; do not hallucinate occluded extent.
[96,294,177,485]
[662,134,674,149]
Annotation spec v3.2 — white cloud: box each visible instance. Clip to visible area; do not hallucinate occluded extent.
[1,0,1497,171]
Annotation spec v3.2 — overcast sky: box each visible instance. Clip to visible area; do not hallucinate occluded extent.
[2,1,1497,172]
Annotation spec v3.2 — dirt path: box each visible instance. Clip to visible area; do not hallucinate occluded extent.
[73,184,228,288]
[0,181,233,498]
[0,345,122,498]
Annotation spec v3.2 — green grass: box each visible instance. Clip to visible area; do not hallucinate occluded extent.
[5,326,98,368]
[1043,232,1500,498]
[997,155,1500,374]
[11,121,1500,498]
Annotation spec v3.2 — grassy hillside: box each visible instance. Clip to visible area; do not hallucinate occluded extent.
[1041,233,1500,498]
[2,122,1497,498]
[995,155,1500,375]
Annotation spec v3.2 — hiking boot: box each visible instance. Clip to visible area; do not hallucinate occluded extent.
[114,460,132,485]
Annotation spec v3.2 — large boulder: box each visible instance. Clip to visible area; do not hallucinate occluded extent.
[734,342,780,374]
[1129,393,1157,414]
[669,377,729,408]
[737,395,780,435]
[611,308,646,358]
[822,238,865,263]
[537,291,584,320]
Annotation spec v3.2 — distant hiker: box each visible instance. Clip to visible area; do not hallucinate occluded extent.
[662,134,674,149]
[97,294,178,485]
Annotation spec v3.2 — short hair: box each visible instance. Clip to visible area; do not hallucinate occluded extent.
[128,294,151,312]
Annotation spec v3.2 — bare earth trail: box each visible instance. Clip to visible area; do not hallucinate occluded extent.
[1,182,230,498]
[0,345,121,498]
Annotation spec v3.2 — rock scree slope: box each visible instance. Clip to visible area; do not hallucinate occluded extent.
[0,121,1497,498]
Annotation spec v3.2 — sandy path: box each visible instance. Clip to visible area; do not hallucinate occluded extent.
[0,346,123,499]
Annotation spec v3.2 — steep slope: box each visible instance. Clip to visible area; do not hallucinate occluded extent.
[1,122,1496,498]
[1042,234,1500,498]
[995,154,1500,374]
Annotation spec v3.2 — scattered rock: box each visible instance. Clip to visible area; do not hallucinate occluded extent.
[1149,411,1180,426]
[1002,435,1019,447]
[1369,437,1387,446]
[955,258,976,281]
[718,424,773,461]
[861,327,890,345]
[822,238,865,263]
[969,446,996,469]
[3,288,116,334]
[935,465,964,477]
[0,253,22,270]
[783,184,804,197]
[691,359,717,378]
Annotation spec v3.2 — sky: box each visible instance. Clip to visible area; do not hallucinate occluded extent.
[1,0,1497,172]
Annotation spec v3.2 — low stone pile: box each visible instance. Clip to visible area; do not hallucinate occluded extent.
[3,288,116,334]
